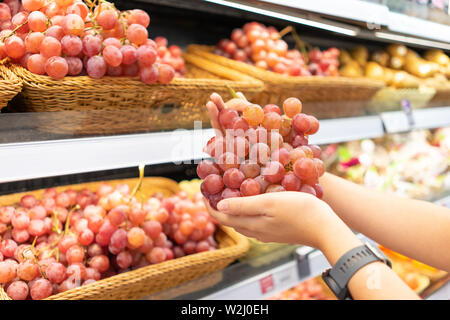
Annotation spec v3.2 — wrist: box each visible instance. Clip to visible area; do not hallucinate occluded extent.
[317,215,363,266]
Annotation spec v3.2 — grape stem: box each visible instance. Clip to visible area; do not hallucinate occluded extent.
[64,204,81,235]
[51,210,62,234]
[0,22,28,41]
[278,26,293,38]
[278,25,311,64]
[226,85,238,99]
[129,164,146,200]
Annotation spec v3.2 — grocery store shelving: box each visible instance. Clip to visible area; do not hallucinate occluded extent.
[1,106,449,184]
[157,233,375,300]
[202,0,450,50]
[0,128,212,184]
[380,106,450,134]
[199,245,330,300]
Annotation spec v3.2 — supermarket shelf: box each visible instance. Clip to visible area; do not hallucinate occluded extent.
[201,234,375,300]
[0,129,214,184]
[309,115,384,145]
[381,106,450,134]
[257,0,450,46]
[1,107,450,183]
[260,0,390,26]
[0,115,384,183]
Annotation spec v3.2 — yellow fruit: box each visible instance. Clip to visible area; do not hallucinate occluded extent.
[389,56,404,69]
[339,49,353,65]
[339,62,363,77]
[365,61,384,81]
[350,45,368,67]
[424,49,450,66]
[386,44,408,57]
[371,50,389,66]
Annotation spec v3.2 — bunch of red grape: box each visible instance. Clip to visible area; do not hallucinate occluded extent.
[0,183,217,300]
[153,36,185,78]
[197,94,325,210]
[0,0,183,83]
[213,22,339,76]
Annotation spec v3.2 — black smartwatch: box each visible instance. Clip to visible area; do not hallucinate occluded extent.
[321,242,392,300]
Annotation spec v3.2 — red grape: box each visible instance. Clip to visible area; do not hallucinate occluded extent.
[6,280,28,300]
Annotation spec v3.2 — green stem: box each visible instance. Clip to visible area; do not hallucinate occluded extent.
[130,164,145,200]
[0,22,27,41]
[226,85,238,99]
[278,26,293,39]
[64,205,80,235]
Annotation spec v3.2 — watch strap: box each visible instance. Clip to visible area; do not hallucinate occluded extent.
[324,244,391,300]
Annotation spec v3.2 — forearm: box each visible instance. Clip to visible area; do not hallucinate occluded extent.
[320,173,450,271]
[319,219,420,300]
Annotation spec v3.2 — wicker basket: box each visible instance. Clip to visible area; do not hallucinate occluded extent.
[427,84,450,108]
[7,54,263,135]
[187,45,385,119]
[366,86,436,113]
[0,63,22,109]
[0,177,249,300]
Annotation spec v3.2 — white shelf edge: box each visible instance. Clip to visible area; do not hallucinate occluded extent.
[0,129,215,183]
[201,234,374,300]
[206,0,450,47]
[381,106,450,134]
[259,0,390,25]
[1,107,449,183]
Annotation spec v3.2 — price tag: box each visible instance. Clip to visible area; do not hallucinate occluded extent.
[381,108,415,134]
[259,275,274,294]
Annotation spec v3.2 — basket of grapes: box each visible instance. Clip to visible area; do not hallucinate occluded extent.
[0,62,22,108]
[1,0,263,135]
[0,173,249,300]
[187,23,385,119]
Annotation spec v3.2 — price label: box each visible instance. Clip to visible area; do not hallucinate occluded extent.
[259,275,274,294]
[381,112,414,133]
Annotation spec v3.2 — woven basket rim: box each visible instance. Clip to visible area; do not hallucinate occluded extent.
[187,44,386,88]
[45,225,247,300]
[0,64,22,88]
[8,54,263,89]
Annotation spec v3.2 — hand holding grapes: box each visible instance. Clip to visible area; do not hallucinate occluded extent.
[199,92,325,210]
[204,191,342,249]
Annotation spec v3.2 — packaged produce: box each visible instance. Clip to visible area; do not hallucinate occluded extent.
[324,129,450,200]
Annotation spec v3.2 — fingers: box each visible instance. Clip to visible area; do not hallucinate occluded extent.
[216,194,272,216]
[236,92,248,102]
[204,198,266,231]
[210,92,226,111]
[224,98,250,113]
[206,101,224,135]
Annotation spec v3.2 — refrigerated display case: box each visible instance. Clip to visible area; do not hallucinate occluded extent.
[0,0,449,300]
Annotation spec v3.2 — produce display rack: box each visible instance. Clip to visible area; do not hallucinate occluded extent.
[132,0,450,50]
[1,106,449,184]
